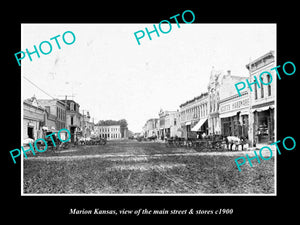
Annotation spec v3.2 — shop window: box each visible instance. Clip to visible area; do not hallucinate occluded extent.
[267,74,271,96]
[261,79,264,98]
[254,82,258,99]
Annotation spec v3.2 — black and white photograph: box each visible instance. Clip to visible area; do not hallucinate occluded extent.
[21,23,276,195]
[4,4,298,221]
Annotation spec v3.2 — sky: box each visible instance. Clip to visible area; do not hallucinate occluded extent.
[21,23,276,133]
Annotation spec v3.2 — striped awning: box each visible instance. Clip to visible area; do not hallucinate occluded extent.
[191,118,207,131]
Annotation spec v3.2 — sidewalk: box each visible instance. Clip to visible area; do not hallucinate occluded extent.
[248,143,276,151]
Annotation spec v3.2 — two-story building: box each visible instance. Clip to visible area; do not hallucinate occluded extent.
[158,110,180,139]
[80,111,95,138]
[23,96,46,140]
[219,91,249,138]
[246,51,275,145]
[95,125,122,140]
[38,99,66,131]
[208,69,250,137]
[179,92,208,138]
[60,99,82,142]
[217,70,250,138]
[143,118,159,138]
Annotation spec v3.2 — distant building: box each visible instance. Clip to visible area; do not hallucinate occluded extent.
[80,111,95,138]
[95,125,121,140]
[158,110,180,139]
[143,118,159,138]
[179,92,208,139]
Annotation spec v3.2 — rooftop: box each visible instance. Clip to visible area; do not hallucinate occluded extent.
[179,92,208,108]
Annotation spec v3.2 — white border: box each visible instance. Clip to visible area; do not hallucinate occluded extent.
[21,23,277,197]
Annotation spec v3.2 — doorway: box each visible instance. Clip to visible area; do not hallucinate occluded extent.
[27,127,34,139]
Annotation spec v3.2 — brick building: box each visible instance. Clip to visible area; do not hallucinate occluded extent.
[38,99,66,131]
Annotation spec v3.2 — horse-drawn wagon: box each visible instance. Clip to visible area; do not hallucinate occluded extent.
[165,132,247,152]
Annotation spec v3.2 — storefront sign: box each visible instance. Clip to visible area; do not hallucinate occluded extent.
[220,98,249,113]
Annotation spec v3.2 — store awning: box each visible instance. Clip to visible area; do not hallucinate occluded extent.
[191,118,207,131]
[252,106,274,112]
[240,110,249,115]
[219,111,237,119]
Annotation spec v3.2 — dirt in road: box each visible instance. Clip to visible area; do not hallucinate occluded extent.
[23,141,275,194]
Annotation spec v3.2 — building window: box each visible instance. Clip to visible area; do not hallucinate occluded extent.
[267,74,271,96]
[261,78,264,98]
[71,116,73,125]
[254,80,258,100]
[70,102,74,111]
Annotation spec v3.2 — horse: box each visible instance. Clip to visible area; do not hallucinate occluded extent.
[225,136,247,151]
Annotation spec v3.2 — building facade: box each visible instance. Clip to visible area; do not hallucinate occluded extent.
[208,69,250,136]
[143,118,159,138]
[23,96,46,140]
[179,92,208,138]
[246,51,275,145]
[207,69,222,135]
[95,125,122,140]
[219,91,249,138]
[158,110,180,139]
[38,99,66,131]
[61,99,82,142]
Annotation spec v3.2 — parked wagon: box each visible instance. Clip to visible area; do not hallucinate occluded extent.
[78,136,107,146]
[165,136,186,147]
[42,130,70,152]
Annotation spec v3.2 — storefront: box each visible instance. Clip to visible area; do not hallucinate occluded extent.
[191,117,208,135]
[220,112,249,138]
[219,92,249,138]
[252,105,275,144]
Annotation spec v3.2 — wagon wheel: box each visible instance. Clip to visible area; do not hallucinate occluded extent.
[193,142,200,152]
[165,141,170,147]
[192,141,198,149]
[187,140,193,148]
[207,141,214,151]
[180,140,185,147]
[200,142,207,151]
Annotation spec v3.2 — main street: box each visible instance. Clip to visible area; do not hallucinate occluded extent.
[23,140,275,194]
